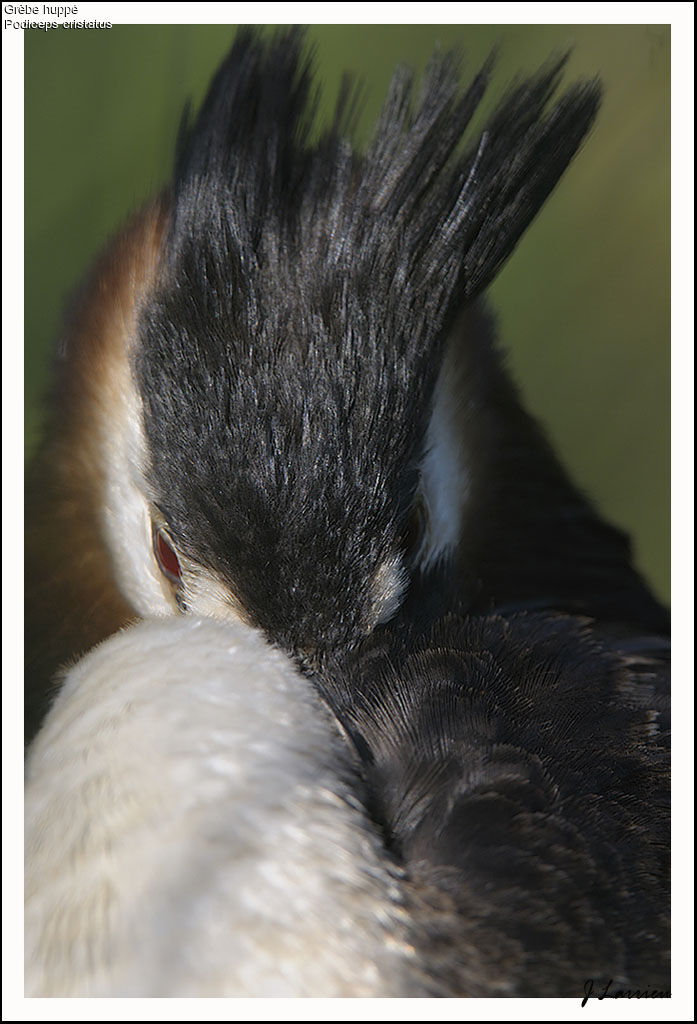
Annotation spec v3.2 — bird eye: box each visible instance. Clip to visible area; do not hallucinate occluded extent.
[400,500,427,562]
[153,526,183,585]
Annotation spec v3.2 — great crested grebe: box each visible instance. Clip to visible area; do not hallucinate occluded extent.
[25,27,669,997]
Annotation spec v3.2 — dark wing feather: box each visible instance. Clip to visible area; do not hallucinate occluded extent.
[318,613,670,996]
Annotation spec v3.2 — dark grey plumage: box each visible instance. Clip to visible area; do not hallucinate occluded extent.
[319,613,669,995]
[26,27,669,997]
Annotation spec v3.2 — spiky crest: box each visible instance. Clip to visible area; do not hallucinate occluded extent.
[137,28,601,654]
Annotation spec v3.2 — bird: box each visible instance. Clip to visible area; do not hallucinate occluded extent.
[25,27,669,998]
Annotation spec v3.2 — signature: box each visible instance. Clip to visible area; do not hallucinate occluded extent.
[582,978,670,1006]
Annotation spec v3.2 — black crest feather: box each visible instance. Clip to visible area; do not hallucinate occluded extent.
[168,28,601,351]
[138,29,603,652]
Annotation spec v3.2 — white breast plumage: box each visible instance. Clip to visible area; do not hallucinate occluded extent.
[25,617,424,997]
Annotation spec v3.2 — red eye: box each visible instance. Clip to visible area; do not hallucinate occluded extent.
[154,527,183,584]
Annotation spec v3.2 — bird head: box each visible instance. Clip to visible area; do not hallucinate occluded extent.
[88,29,600,668]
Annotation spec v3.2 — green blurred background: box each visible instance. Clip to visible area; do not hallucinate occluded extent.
[24,23,669,604]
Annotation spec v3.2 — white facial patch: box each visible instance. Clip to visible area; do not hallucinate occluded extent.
[180,566,251,624]
[368,553,408,628]
[99,365,249,626]
[99,363,178,618]
[417,338,470,570]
